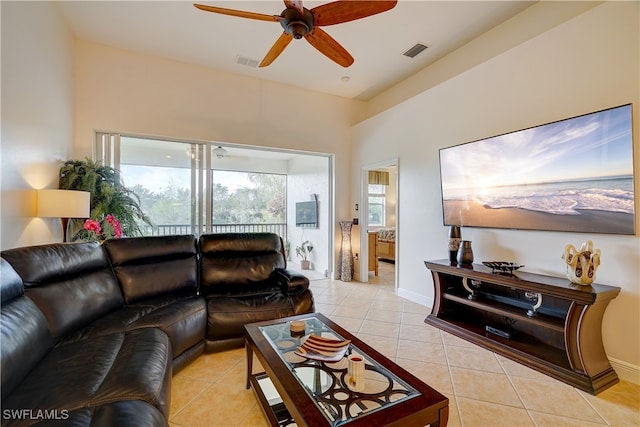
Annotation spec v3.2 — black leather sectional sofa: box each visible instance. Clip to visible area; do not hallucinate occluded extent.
[1,233,314,427]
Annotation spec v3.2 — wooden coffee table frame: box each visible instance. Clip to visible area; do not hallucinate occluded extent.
[244,313,449,427]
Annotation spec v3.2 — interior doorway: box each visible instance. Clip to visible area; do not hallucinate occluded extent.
[359,159,398,293]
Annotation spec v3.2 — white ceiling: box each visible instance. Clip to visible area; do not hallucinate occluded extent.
[56,0,535,101]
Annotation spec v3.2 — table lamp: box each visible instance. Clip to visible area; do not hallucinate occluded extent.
[37,189,91,242]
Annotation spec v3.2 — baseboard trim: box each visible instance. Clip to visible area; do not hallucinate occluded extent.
[609,357,640,385]
[397,287,431,307]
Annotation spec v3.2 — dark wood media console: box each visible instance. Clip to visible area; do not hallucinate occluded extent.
[424,259,621,394]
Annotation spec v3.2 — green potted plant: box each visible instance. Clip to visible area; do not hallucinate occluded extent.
[296,240,314,269]
[59,158,152,241]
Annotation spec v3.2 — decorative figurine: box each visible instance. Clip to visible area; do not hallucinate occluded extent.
[562,240,601,285]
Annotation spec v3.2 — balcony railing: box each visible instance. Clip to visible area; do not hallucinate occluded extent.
[141,223,287,240]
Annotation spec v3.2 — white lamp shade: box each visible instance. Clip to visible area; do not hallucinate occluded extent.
[37,189,90,218]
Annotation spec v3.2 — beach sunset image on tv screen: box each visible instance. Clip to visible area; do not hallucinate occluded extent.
[439,104,635,234]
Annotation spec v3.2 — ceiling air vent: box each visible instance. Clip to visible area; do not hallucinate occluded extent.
[402,43,429,58]
[235,55,259,68]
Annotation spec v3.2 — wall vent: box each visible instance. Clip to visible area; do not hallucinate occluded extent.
[402,43,429,58]
[235,55,260,68]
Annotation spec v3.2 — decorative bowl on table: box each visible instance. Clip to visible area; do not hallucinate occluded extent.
[482,261,524,275]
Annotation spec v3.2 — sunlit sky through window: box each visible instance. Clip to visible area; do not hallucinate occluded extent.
[121,165,255,194]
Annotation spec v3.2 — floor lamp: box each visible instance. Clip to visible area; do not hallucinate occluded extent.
[37,189,91,242]
[338,221,354,281]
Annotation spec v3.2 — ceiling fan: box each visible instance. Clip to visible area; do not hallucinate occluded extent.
[194,1,398,68]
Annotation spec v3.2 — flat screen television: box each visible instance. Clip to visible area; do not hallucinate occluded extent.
[296,201,318,227]
[439,104,635,235]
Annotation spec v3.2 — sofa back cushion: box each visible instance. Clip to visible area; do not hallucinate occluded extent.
[103,235,198,304]
[1,258,52,399]
[1,242,123,343]
[199,233,285,297]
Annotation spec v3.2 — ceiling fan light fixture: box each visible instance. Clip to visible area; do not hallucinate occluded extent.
[288,21,309,39]
[280,7,313,39]
[213,146,227,159]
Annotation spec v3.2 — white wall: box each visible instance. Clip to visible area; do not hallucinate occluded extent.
[0,1,75,249]
[352,2,639,377]
[362,1,603,122]
[287,156,331,275]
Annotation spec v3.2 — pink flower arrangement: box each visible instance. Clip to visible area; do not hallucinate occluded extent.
[83,214,123,241]
[105,214,123,238]
[83,219,101,235]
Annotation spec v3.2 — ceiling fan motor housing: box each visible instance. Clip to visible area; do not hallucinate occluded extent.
[280,7,314,39]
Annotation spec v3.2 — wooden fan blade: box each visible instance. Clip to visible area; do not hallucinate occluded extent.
[284,0,304,16]
[304,28,354,67]
[312,0,397,26]
[194,4,282,22]
[259,32,294,67]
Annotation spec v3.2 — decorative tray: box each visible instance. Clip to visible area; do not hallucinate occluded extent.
[482,261,524,274]
[295,335,351,363]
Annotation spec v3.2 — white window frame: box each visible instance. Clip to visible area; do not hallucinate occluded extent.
[367,183,386,227]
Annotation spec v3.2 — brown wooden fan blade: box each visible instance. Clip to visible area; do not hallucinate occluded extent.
[304,28,354,67]
[259,32,294,67]
[312,0,397,26]
[194,4,282,22]
[283,0,304,16]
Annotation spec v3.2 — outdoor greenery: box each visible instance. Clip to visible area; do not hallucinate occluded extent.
[130,172,286,228]
[59,158,152,240]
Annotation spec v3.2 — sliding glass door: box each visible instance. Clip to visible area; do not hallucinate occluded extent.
[99,134,288,240]
[101,134,205,236]
[96,132,333,277]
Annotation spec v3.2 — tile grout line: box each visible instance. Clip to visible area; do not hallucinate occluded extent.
[573,388,612,426]
[169,378,218,422]
[496,356,538,426]
[441,330,466,427]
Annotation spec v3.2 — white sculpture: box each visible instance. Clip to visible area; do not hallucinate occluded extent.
[562,240,601,285]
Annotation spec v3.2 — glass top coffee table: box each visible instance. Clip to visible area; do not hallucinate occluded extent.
[244,313,448,427]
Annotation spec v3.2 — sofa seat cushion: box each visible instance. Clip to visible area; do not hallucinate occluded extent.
[58,294,206,359]
[205,289,314,342]
[1,328,172,426]
[125,295,206,357]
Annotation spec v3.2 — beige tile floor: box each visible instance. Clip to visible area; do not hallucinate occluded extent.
[170,265,639,426]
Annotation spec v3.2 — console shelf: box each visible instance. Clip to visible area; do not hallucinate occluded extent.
[424,259,620,394]
[442,293,565,333]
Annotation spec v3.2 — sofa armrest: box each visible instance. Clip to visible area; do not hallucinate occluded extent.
[272,269,310,295]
